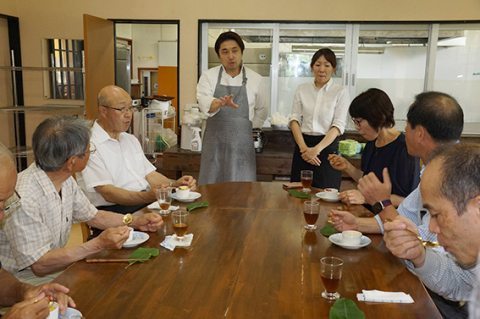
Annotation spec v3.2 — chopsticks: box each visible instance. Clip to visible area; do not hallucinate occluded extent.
[86,258,150,263]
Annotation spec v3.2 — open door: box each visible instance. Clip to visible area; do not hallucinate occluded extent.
[83,14,115,120]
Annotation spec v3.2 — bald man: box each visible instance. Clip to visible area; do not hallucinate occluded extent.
[0,143,75,318]
[77,86,195,237]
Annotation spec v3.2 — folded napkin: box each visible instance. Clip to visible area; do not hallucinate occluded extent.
[289,189,311,199]
[160,234,194,251]
[357,290,414,303]
[147,202,179,210]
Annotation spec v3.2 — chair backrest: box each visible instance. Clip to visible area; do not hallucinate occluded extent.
[80,222,91,243]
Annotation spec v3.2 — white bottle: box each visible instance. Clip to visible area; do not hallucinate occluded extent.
[191,127,202,152]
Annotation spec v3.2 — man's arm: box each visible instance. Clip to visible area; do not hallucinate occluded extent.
[0,268,25,306]
[95,184,157,206]
[29,225,129,276]
[327,210,383,234]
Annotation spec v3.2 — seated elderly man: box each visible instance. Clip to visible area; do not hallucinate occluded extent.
[384,143,480,319]
[0,142,75,318]
[0,116,163,285]
[77,85,195,236]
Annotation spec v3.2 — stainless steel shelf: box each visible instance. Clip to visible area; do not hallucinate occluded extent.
[0,66,83,72]
[9,146,33,157]
[0,105,84,112]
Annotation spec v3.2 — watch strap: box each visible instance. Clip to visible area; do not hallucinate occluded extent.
[381,199,392,209]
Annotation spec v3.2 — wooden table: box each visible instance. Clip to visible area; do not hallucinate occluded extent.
[54,182,441,319]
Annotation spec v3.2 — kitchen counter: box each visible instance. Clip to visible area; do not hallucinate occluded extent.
[159,129,362,181]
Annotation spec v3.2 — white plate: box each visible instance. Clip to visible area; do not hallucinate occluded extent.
[172,191,201,202]
[328,233,371,249]
[60,307,83,318]
[123,231,149,248]
[316,192,340,202]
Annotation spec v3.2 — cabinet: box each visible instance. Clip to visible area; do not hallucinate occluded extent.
[141,108,176,156]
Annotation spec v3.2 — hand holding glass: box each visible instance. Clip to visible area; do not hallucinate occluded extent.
[157,188,172,216]
[301,170,313,193]
[320,256,343,300]
[303,200,320,230]
[172,210,189,241]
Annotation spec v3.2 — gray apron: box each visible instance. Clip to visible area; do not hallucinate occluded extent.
[198,67,256,185]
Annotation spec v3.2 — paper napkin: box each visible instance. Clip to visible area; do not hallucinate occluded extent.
[147,202,179,210]
[160,234,194,251]
[357,290,414,303]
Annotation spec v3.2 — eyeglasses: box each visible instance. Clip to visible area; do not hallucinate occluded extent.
[78,142,96,157]
[0,190,21,215]
[102,105,134,114]
[351,117,365,126]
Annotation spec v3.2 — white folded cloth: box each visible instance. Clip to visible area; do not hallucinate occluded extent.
[147,202,179,210]
[160,234,194,251]
[357,290,414,303]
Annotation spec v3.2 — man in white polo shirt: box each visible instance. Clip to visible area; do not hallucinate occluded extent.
[78,85,195,237]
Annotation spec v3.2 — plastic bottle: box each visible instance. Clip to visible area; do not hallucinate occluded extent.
[191,127,202,152]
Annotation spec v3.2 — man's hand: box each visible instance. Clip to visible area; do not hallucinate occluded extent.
[213,94,239,109]
[131,213,164,232]
[96,226,130,250]
[3,297,49,319]
[24,284,75,316]
[328,154,348,171]
[327,210,359,232]
[358,168,392,205]
[175,176,197,191]
[384,215,426,268]
[338,189,365,205]
[301,147,321,166]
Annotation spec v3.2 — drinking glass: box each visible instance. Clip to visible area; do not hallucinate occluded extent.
[172,210,189,241]
[303,200,320,230]
[301,170,313,193]
[157,188,172,216]
[320,256,343,300]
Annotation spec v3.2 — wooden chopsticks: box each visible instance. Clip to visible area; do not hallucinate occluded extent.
[85,258,150,263]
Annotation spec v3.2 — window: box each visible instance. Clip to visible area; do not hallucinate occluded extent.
[47,39,84,100]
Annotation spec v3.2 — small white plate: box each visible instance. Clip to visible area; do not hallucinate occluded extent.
[172,191,201,202]
[60,307,83,318]
[316,192,340,202]
[328,233,371,249]
[123,231,149,248]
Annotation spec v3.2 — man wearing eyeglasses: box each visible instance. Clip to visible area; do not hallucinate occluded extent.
[77,86,195,237]
[0,116,164,285]
[0,142,76,318]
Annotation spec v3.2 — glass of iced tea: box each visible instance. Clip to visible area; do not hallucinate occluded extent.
[172,210,189,241]
[320,256,343,300]
[301,170,313,193]
[157,188,172,216]
[303,200,320,230]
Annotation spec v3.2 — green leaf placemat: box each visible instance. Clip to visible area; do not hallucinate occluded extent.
[320,223,339,237]
[330,298,365,319]
[288,189,311,199]
[126,248,159,269]
[186,202,209,212]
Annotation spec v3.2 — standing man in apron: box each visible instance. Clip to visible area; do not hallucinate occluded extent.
[197,31,268,185]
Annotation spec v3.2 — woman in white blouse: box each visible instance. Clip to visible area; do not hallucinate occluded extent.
[288,48,350,189]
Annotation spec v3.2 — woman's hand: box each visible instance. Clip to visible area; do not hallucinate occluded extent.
[328,154,348,171]
[301,147,321,166]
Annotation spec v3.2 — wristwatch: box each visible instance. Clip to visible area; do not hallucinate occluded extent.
[371,199,392,214]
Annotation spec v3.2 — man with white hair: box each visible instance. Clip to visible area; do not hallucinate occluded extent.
[0,116,163,284]
[0,142,75,318]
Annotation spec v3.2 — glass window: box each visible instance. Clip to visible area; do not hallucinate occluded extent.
[276,25,347,118]
[433,24,480,122]
[355,25,429,120]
